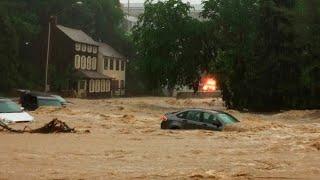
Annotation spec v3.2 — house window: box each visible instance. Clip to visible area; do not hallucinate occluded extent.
[95,80,100,92]
[93,46,97,54]
[79,80,86,90]
[101,80,106,92]
[106,80,110,91]
[87,56,92,70]
[104,57,108,70]
[121,80,125,89]
[75,43,81,51]
[74,55,80,69]
[116,59,120,70]
[81,44,87,52]
[110,58,114,70]
[121,60,125,71]
[87,45,92,53]
[81,56,86,69]
[89,79,95,93]
[92,57,97,70]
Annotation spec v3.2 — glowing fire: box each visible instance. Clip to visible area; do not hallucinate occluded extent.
[201,77,217,92]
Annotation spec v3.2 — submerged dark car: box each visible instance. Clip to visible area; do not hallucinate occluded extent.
[161,109,239,131]
[19,91,64,111]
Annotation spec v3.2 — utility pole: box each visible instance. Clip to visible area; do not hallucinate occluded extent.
[127,0,130,15]
[44,1,83,92]
[45,19,51,92]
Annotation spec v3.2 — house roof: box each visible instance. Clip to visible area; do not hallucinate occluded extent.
[73,70,112,79]
[57,25,99,46]
[99,43,125,59]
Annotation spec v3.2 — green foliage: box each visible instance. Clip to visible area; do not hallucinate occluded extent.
[132,0,191,91]
[203,0,319,111]
[132,0,319,110]
[0,6,19,91]
[132,0,217,93]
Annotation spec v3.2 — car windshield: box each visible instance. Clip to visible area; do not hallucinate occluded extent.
[216,113,239,125]
[38,99,62,107]
[0,101,22,113]
[53,95,66,103]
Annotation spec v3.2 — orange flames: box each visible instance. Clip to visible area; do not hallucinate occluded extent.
[200,77,217,92]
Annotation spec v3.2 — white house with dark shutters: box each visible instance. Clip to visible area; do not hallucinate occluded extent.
[49,22,125,98]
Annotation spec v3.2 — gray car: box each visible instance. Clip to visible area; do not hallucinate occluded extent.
[160,109,239,131]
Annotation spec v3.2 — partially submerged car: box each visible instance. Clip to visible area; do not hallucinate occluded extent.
[19,91,63,111]
[0,98,34,123]
[51,95,68,106]
[161,108,239,131]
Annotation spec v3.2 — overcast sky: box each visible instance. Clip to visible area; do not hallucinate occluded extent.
[120,0,202,4]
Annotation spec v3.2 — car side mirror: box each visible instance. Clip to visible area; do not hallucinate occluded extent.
[20,107,25,111]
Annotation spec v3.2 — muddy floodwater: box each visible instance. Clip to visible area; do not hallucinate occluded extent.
[1,97,319,179]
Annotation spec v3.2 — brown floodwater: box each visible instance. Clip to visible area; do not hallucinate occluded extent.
[0,97,319,179]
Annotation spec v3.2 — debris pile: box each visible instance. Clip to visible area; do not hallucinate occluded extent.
[0,118,76,134]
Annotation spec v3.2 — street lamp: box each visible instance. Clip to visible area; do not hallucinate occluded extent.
[44,1,83,92]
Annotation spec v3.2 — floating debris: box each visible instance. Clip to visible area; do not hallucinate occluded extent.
[0,118,76,134]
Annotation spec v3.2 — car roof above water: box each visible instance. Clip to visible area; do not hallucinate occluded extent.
[0,97,12,102]
[26,91,52,97]
[23,91,60,100]
[182,108,225,114]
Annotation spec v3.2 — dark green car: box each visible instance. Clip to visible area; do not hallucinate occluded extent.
[19,91,63,111]
[161,108,239,131]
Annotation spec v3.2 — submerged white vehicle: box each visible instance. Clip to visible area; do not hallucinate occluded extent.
[0,98,34,124]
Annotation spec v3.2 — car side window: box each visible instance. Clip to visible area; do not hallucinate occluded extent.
[216,113,238,124]
[177,111,188,119]
[202,112,215,123]
[186,111,201,122]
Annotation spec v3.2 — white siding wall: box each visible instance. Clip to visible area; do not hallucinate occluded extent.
[97,52,126,92]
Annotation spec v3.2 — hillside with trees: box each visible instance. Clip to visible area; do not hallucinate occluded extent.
[130,0,319,111]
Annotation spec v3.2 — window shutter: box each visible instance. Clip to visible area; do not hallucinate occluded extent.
[104,57,108,70]
[106,80,110,91]
[87,46,92,53]
[95,80,100,92]
[81,44,87,52]
[75,43,81,51]
[101,80,106,92]
[93,46,97,54]
[92,57,97,70]
[81,56,86,69]
[87,56,92,70]
[89,79,94,93]
[74,55,80,69]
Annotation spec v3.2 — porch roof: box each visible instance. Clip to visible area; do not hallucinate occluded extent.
[73,70,112,79]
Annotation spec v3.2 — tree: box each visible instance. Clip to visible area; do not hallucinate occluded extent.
[132,0,217,94]
[293,0,320,107]
[202,0,320,110]
[0,3,20,91]
[203,0,260,109]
